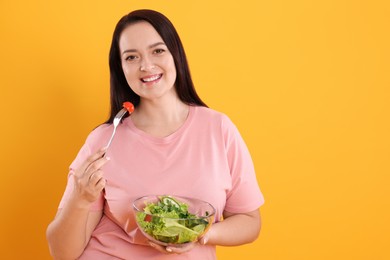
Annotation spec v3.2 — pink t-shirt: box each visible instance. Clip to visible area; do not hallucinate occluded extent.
[59,106,264,259]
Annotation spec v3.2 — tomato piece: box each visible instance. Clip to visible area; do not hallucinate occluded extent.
[144,214,152,222]
[122,101,135,113]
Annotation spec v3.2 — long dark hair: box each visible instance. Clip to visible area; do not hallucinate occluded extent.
[105,9,207,124]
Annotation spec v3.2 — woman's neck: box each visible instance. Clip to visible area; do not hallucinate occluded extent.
[130,97,190,137]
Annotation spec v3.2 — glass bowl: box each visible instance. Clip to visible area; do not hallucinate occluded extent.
[133,195,215,247]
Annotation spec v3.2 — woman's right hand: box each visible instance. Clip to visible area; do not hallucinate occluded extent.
[47,148,108,260]
[70,148,110,206]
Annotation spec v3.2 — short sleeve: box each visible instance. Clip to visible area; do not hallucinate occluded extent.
[58,141,104,211]
[222,116,264,213]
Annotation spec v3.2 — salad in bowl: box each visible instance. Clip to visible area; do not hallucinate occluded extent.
[133,195,215,246]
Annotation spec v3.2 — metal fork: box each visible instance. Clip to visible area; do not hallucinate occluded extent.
[104,108,129,152]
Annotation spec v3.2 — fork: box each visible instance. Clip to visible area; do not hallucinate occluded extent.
[104,108,129,153]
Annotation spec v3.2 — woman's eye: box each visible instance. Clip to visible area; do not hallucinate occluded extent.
[125,55,137,61]
[154,49,165,54]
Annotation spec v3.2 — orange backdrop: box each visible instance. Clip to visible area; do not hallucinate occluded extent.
[1,1,389,259]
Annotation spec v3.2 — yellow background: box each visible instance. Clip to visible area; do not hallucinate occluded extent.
[1,0,389,259]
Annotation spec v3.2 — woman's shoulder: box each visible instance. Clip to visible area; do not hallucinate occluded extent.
[84,123,112,143]
[193,106,229,120]
[193,106,236,128]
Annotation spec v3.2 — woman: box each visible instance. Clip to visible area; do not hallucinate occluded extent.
[47,9,264,259]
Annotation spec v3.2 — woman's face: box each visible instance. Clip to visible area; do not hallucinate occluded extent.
[119,21,177,102]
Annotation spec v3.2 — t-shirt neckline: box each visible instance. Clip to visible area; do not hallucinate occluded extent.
[124,105,196,144]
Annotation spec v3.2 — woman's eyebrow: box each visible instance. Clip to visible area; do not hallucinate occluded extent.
[149,42,166,48]
[122,42,166,55]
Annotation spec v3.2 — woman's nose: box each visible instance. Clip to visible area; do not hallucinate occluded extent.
[140,57,155,71]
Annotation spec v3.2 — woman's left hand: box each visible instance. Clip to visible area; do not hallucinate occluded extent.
[148,241,196,254]
[148,235,208,254]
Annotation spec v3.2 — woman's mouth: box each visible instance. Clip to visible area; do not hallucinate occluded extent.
[141,74,162,83]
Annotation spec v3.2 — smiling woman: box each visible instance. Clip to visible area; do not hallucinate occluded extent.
[119,22,177,102]
[45,9,264,260]
[106,9,207,118]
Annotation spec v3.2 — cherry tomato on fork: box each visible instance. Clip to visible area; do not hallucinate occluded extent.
[123,101,135,113]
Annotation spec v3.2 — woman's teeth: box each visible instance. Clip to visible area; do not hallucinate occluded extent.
[142,74,162,82]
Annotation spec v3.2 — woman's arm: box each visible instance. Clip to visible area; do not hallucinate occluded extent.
[46,206,102,260]
[204,209,261,246]
[151,209,261,254]
[46,149,108,260]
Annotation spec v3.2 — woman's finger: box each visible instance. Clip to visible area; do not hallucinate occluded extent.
[165,242,196,254]
[148,241,197,254]
[74,148,107,177]
[95,178,106,192]
[148,242,171,254]
[88,170,104,186]
[82,156,110,180]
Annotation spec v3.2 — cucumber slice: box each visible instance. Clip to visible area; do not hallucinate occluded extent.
[161,196,181,209]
